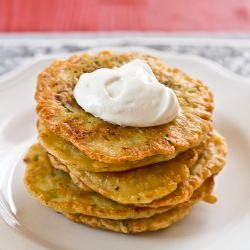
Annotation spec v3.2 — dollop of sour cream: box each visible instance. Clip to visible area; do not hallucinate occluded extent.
[74,59,180,127]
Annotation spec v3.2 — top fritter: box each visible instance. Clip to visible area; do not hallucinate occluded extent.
[35,51,213,164]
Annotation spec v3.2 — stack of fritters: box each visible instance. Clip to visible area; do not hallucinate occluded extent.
[24,51,227,233]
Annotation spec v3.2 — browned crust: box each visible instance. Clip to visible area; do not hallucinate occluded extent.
[35,51,213,163]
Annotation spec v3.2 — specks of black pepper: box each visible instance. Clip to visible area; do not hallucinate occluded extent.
[134,206,142,212]
[51,83,58,87]
[55,95,62,102]
[65,82,73,89]
[72,117,80,122]
[94,59,100,67]
[115,186,120,191]
[165,79,174,88]
[23,157,29,163]
[108,131,116,137]
[34,155,39,161]
[123,221,129,226]
[137,197,141,201]
[102,135,110,141]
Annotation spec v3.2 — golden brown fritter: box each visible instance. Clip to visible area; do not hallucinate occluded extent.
[63,178,215,234]
[48,132,226,206]
[24,144,215,220]
[38,120,204,172]
[64,205,193,234]
[47,143,202,205]
[35,51,213,164]
[137,131,227,208]
[49,153,191,204]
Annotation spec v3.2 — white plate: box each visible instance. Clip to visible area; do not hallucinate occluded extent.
[0,47,250,250]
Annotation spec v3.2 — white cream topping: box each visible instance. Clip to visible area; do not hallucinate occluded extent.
[74,59,180,127]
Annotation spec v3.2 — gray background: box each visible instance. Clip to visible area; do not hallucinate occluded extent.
[0,33,250,77]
